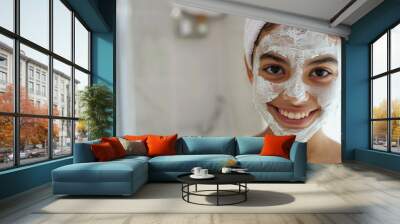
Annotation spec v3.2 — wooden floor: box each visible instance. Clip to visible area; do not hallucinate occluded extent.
[1,162,400,224]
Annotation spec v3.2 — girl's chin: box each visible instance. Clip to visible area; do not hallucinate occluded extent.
[266,104,320,129]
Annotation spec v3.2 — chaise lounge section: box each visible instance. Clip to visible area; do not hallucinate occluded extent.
[52,140,149,196]
[52,136,307,196]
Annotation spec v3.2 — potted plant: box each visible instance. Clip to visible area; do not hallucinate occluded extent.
[79,84,113,140]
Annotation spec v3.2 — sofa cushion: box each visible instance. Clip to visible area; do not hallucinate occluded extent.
[149,154,235,172]
[236,155,293,172]
[101,137,127,158]
[147,134,178,157]
[73,140,100,163]
[236,137,263,155]
[177,137,236,155]
[91,142,118,161]
[115,155,150,163]
[53,158,147,183]
[118,138,147,156]
[260,134,296,159]
[124,135,148,142]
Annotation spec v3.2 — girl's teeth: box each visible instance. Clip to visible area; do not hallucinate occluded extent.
[278,109,311,120]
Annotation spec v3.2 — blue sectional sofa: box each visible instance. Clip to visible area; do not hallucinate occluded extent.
[52,136,307,196]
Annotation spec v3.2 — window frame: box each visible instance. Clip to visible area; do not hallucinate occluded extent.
[370,21,400,154]
[0,0,92,171]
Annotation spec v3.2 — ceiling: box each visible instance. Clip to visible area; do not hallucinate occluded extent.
[174,0,384,37]
[226,0,353,24]
[224,0,385,26]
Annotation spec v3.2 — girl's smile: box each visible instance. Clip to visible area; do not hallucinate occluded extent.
[266,94,321,129]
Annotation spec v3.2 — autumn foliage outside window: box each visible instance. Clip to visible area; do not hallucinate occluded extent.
[0,85,61,167]
[371,23,400,153]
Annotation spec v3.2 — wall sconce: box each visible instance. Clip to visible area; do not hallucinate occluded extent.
[171,5,224,38]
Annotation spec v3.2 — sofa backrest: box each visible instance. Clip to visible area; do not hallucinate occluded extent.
[73,139,100,163]
[74,136,302,161]
[177,137,236,155]
[235,136,263,155]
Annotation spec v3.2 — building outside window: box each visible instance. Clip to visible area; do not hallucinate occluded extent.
[0,71,6,83]
[35,70,40,81]
[0,0,91,170]
[371,23,400,154]
[54,89,58,103]
[41,85,46,97]
[28,66,34,79]
[28,81,34,94]
[0,71,7,91]
[41,73,46,83]
[0,54,7,91]
[35,83,40,95]
[0,54,7,67]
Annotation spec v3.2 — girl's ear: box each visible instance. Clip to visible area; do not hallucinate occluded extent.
[244,55,254,83]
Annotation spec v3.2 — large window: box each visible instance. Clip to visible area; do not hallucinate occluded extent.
[371,23,400,153]
[0,0,91,170]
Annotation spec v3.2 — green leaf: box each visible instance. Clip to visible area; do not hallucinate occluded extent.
[79,84,113,140]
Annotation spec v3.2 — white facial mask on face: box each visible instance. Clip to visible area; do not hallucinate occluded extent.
[252,25,341,142]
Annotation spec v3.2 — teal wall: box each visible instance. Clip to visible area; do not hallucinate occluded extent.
[0,158,72,199]
[92,32,114,136]
[355,149,400,172]
[344,0,400,170]
[92,33,114,88]
[91,0,116,135]
[69,0,116,133]
[66,0,110,32]
[0,0,116,200]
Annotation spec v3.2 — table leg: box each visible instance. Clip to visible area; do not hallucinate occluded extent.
[245,183,247,201]
[217,184,219,206]
[187,184,190,202]
[195,184,198,192]
[181,184,183,199]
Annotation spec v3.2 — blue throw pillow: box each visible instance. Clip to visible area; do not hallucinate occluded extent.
[178,137,236,155]
[236,137,263,155]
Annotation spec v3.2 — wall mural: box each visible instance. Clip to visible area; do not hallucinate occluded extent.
[244,20,342,163]
[126,1,341,163]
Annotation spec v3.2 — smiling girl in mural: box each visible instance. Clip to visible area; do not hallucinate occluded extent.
[244,19,341,163]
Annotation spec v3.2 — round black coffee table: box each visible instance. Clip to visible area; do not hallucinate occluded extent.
[177,173,255,206]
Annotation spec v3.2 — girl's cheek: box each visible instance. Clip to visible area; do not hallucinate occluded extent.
[271,83,284,93]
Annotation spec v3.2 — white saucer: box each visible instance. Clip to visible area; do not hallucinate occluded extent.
[190,174,215,179]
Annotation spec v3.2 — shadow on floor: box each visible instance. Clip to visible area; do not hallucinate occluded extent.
[202,190,295,207]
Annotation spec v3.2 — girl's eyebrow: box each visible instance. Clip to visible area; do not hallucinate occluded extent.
[260,52,288,65]
[307,56,337,65]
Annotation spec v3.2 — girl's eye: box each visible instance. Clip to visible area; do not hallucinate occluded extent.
[310,68,331,78]
[263,65,285,75]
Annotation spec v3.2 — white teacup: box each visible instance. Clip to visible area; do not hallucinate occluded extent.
[200,169,208,176]
[191,167,202,176]
[221,167,232,174]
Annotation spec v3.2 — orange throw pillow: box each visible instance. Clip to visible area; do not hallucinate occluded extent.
[91,142,117,161]
[124,135,148,141]
[146,134,178,157]
[260,134,296,159]
[101,137,127,158]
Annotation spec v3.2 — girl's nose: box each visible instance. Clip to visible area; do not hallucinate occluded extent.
[283,82,309,105]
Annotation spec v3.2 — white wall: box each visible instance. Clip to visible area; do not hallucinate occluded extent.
[116,0,264,136]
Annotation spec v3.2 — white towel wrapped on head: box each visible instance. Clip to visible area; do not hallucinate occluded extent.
[243,19,267,68]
